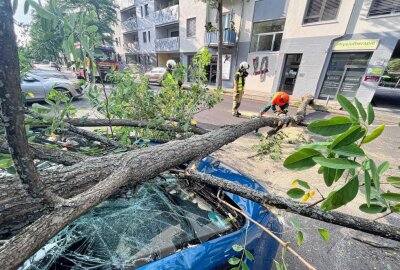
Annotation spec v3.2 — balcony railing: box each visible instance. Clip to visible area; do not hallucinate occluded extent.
[120,0,135,10]
[122,18,138,32]
[155,37,180,52]
[124,42,140,54]
[205,30,237,47]
[154,5,179,26]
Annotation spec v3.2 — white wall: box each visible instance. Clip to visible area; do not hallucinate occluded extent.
[179,0,207,53]
[283,0,355,39]
[136,0,156,54]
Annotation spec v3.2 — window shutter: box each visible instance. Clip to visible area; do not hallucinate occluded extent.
[304,0,341,24]
[369,0,400,16]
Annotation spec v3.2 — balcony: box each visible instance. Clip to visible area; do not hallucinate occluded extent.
[155,37,180,52]
[122,18,138,33]
[154,5,179,26]
[120,0,135,11]
[205,30,237,47]
[124,42,140,54]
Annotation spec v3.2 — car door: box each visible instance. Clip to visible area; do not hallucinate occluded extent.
[20,75,46,101]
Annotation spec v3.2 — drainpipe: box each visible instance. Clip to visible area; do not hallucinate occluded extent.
[314,0,358,98]
[233,0,247,73]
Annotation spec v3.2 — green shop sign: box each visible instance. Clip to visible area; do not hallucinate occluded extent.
[333,39,380,51]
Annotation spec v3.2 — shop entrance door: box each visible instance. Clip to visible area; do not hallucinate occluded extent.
[279,54,302,95]
[336,65,367,99]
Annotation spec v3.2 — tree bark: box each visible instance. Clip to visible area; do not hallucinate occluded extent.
[0,0,61,205]
[216,0,223,88]
[62,118,209,135]
[184,171,400,242]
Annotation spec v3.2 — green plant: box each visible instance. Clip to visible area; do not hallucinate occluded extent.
[228,223,254,270]
[284,95,400,216]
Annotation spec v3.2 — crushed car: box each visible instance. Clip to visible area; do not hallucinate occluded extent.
[20,157,282,269]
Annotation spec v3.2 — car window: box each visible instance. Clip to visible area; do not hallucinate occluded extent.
[20,174,243,269]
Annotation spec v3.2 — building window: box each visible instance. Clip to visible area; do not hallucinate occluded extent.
[369,0,400,17]
[303,0,341,24]
[148,31,151,42]
[144,4,149,17]
[187,18,196,37]
[140,6,143,18]
[250,19,285,52]
[171,30,179,37]
[143,32,147,43]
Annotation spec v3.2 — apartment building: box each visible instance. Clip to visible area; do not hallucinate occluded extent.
[246,0,400,105]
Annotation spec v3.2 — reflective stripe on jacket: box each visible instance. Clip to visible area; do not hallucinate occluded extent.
[235,71,245,92]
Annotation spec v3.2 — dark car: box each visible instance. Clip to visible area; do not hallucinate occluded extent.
[20,157,281,269]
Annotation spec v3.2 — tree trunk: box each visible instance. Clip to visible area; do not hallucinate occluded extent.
[216,0,223,88]
[0,0,60,205]
[185,171,400,242]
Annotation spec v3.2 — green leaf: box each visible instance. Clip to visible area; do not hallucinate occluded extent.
[24,0,30,14]
[365,170,372,207]
[241,261,250,270]
[296,179,311,189]
[287,188,305,199]
[331,125,366,149]
[6,166,17,174]
[283,148,321,171]
[317,228,330,243]
[321,176,359,211]
[359,203,387,214]
[387,176,400,188]
[313,157,360,170]
[0,156,13,169]
[369,160,380,191]
[323,167,344,187]
[13,0,18,14]
[232,244,243,252]
[27,0,57,20]
[307,116,352,136]
[86,25,98,33]
[362,125,385,144]
[381,192,400,202]
[378,161,390,176]
[297,231,304,246]
[367,103,375,125]
[32,103,51,114]
[273,260,283,270]
[297,142,330,152]
[390,204,400,212]
[331,144,365,157]
[228,257,240,265]
[244,250,254,261]
[354,98,367,122]
[337,94,359,121]
[231,267,240,270]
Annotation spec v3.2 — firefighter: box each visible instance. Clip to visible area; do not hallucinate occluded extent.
[232,61,250,117]
[260,91,290,116]
[163,59,182,88]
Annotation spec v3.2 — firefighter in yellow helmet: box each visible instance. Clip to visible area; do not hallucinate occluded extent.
[232,61,250,117]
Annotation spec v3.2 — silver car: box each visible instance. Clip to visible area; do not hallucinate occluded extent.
[21,73,83,101]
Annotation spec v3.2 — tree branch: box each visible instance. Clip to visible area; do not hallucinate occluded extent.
[184,171,400,242]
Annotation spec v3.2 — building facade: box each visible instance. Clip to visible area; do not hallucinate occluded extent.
[246,0,400,105]
[115,0,400,105]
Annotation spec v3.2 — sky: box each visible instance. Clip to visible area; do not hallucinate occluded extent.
[13,0,35,44]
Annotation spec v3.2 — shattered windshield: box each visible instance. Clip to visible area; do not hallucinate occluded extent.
[20,174,239,269]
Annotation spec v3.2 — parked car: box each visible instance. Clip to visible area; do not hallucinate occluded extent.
[20,157,281,270]
[21,72,83,101]
[29,70,72,81]
[32,60,62,71]
[145,67,167,85]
